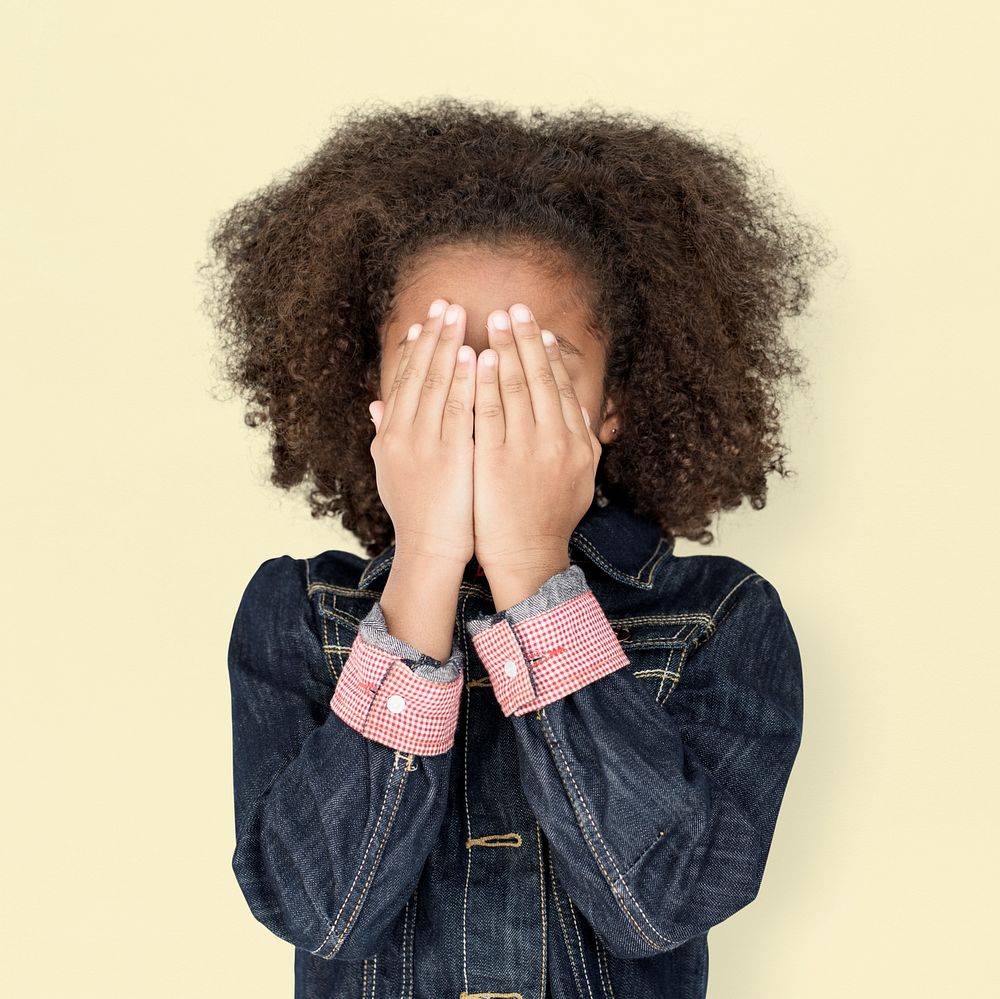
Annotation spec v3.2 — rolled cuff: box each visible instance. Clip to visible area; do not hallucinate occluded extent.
[465,564,629,717]
[358,601,464,682]
[329,603,465,755]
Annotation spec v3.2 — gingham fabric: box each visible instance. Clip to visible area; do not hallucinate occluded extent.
[328,630,465,756]
[356,599,464,682]
[467,574,630,717]
[330,562,629,749]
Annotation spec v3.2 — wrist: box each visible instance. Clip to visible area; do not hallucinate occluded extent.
[482,550,571,613]
[390,546,470,582]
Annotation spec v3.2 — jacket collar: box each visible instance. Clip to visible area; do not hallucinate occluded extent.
[358,486,672,592]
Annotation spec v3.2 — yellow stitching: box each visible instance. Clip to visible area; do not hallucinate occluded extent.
[712,572,760,618]
[400,888,417,999]
[458,588,474,994]
[566,894,596,999]
[319,769,402,957]
[610,612,712,626]
[466,832,522,848]
[325,760,409,957]
[535,820,547,999]
[307,581,377,597]
[459,993,523,998]
[511,656,627,717]
[326,590,347,677]
[466,675,493,688]
[315,762,404,957]
[655,646,677,703]
[408,888,418,999]
[657,621,702,702]
[642,541,673,582]
[317,594,340,682]
[547,848,586,996]
[634,535,666,580]
[617,639,688,651]
[596,935,617,999]
[538,713,673,950]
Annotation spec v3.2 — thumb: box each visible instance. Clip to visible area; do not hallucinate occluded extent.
[581,404,602,467]
[368,399,385,432]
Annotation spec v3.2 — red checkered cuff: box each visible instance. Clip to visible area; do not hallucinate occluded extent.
[467,567,630,717]
[329,631,464,756]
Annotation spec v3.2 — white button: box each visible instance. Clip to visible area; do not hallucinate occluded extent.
[503,658,518,678]
[386,694,406,714]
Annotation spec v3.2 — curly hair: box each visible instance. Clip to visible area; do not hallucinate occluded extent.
[200,97,835,555]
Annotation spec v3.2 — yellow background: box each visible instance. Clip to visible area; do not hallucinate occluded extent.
[2,1,995,995]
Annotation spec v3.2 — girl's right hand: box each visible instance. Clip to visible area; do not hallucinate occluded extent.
[368,299,476,569]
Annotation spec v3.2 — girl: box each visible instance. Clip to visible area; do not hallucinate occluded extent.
[206,98,832,998]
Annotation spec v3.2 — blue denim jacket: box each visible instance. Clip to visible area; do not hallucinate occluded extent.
[227,490,804,998]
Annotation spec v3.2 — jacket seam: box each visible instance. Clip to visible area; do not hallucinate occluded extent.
[536,711,675,952]
[621,571,771,879]
[312,760,411,959]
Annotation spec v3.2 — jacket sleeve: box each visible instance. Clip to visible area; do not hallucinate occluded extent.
[466,563,803,959]
[228,555,464,961]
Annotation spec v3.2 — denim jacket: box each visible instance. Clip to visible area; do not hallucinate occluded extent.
[227,489,804,998]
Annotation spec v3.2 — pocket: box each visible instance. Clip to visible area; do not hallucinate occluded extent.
[306,582,379,685]
[610,613,714,705]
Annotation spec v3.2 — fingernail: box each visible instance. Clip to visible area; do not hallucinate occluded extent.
[581,406,590,425]
[428,300,446,318]
[541,329,556,347]
[490,311,510,330]
[407,323,422,340]
[511,304,532,323]
[445,304,460,324]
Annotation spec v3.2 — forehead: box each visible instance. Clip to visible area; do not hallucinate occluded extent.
[385,241,598,338]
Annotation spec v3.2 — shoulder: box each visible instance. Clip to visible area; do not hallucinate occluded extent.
[231,547,368,650]
[228,550,367,692]
[236,548,366,604]
[304,547,368,590]
[658,551,785,614]
[653,551,796,654]
[657,553,802,716]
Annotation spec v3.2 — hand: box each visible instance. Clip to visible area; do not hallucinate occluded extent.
[369,299,476,568]
[472,303,602,590]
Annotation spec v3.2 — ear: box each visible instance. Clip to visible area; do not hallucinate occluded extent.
[596,393,623,445]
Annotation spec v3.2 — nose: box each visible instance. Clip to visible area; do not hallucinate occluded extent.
[448,307,496,356]
[458,323,492,357]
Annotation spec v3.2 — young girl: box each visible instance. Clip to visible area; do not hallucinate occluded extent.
[206,98,831,998]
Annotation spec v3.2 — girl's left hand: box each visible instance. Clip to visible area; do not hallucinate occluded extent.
[472,303,602,582]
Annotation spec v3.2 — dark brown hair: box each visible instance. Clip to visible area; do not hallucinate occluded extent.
[200,98,835,554]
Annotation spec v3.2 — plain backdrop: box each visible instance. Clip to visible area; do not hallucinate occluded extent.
[2,1,996,996]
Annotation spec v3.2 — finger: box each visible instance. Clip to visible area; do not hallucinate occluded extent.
[414,302,467,437]
[582,403,603,473]
[486,308,532,439]
[368,399,385,433]
[508,303,563,429]
[474,347,505,447]
[442,342,477,445]
[378,320,422,432]
[383,298,448,429]
[538,326,590,439]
